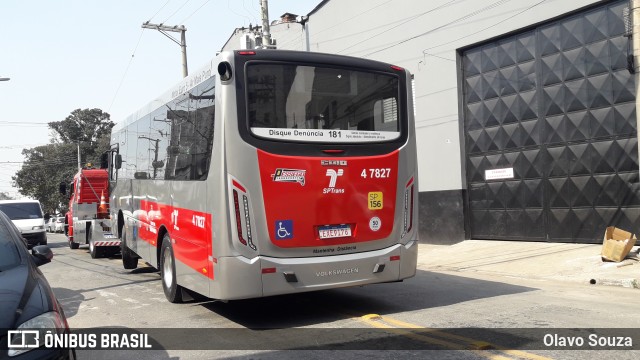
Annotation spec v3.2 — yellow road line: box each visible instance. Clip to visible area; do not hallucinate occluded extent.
[357,314,553,360]
[360,314,512,360]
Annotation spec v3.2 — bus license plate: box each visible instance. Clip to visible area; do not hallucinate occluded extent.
[318,225,351,239]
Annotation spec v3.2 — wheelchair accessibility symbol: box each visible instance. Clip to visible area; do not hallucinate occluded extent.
[275,220,293,240]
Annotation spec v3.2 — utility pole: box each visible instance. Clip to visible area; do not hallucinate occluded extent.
[77,143,81,172]
[141,22,189,78]
[259,0,273,49]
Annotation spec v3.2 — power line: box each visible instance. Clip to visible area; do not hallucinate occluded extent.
[315,0,394,37]
[0,121,49,127]
[278,0,415,50]
[227,0,252,25]
[241,0,259,25]
[149,0,171,22]
[107,28,146,114]
[357,0,514,58]
[179,0,212,24]
[335,0,458,55]
[163,0,192,23]
[421,0,549,53]
[109,0,188,114]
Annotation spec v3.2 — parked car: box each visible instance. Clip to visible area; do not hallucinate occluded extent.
[46,217,56,232]
[0,200,47,247]
[0,210,75,359]
[53,216,64,233]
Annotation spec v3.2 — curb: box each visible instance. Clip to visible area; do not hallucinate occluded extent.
[590,278,640,289]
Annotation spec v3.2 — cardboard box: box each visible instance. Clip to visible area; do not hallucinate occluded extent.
[601,226,637,262]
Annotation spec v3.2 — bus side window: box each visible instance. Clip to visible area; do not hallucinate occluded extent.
[192,78,215,180]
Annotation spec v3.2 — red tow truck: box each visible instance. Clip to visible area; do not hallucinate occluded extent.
[62,164,120,258]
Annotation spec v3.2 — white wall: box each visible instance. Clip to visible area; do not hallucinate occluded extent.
[223,0,603,192]
[307,0,601,192]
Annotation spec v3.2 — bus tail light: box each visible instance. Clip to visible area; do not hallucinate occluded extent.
[232,180,257,251]
[402,177,415,238]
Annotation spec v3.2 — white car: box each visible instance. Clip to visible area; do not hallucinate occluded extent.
[0,200,47,246]
[46,217,56,232]
[53,216,64,233]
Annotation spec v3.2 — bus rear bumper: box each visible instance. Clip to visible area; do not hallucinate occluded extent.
[261,241,418,297]
[213,241,418,300]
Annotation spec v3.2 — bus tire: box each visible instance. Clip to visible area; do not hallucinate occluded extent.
[160,234,183,303]
[121,231,138,270]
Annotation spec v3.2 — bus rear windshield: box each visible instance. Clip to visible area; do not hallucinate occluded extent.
[247,64,400,143]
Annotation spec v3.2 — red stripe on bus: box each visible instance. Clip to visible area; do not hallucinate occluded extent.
[232,179,247,193]
[406,177,414,187]
[138,200,214,279]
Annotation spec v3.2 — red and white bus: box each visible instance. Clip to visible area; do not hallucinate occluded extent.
[108,49,418,302]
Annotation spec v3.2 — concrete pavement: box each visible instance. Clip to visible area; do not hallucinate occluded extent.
[417,240,640,289]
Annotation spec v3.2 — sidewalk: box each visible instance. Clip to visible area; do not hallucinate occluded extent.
[416,240,640,289]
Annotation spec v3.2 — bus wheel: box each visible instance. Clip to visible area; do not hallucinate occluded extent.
[161,234,183,303]
[121,231,138,270]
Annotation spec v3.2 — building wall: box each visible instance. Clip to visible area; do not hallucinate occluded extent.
[307,0,602,193]
[223,0,631,244]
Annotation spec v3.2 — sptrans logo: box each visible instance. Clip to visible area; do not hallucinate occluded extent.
[324,169,345,194]
[272,168,306,186]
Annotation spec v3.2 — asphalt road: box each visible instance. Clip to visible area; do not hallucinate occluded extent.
[38,232,640,360]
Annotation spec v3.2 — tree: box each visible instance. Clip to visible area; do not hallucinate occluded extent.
[12,109,114,214]
[0,192,13,200]
[49,108,115,165]
[13,144,77,213]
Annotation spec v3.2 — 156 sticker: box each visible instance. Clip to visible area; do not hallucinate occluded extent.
[368,192,383,210]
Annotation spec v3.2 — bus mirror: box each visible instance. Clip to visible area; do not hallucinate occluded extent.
[152,160,165,169]
[114,154,122,169]
[59,182,67,195]
[218,61,232,81]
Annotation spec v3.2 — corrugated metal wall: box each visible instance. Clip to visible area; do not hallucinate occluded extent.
[463,0,638,242]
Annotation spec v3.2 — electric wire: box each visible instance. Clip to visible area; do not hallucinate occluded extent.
[106,0,190,116]
[228,0,252,25]
[335,0,459,55]
[148,0,171,22]
[421,0,549,54]
[107,29,145,115]
[362,0,514,57]
[277,0,408,50]
[242,0,259,25]
[179,0,212,24]
[163,0,192,24]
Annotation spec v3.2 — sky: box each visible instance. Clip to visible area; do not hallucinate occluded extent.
[0,0,319,198]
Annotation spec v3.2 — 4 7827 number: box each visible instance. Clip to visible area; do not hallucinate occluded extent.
[361,168,391,179]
